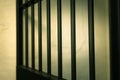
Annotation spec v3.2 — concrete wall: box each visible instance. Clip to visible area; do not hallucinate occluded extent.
[0,0,16,80]
[94,0,110,80]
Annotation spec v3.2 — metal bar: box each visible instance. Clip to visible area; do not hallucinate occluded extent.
[109,0,120,80]
[47,0,51,75]
[38,0,42,71]
[70,0,76,80]
[57,0,62,79]
[16,0,23,79]
[17,0,23,66]
[117,1,120,80]
[31,2,35,69]
[19,0,42,9]
[25,0,29,67]
[88,0,95,80]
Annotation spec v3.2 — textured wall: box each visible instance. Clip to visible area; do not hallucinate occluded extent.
[94,0,110,80]
[0,0,16,80]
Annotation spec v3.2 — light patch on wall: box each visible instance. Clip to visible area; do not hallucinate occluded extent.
[94,0,110,80]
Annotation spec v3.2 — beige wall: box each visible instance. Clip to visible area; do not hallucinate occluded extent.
[0,0,16,80]
[94,0,110,80]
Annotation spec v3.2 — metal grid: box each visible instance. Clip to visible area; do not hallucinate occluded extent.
[16,0,95,80]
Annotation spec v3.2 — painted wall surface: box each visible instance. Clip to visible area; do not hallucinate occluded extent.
[0,0,16,80]
[94,0,110,80]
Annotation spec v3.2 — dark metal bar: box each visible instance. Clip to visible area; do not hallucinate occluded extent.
[16,0,23,79]
[17,0,23,66]
[25,0,29,67]
[47,0,51,75]
[31,1,35,69]
[38,0,42,71]
[88,0,95,80]
[117,1,120,80]
[57,0,62,79]
[70,0,76,80]
[19,0,42,9]
[109,0,120,80]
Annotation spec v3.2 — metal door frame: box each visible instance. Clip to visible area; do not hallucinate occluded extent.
[109,0,120,80]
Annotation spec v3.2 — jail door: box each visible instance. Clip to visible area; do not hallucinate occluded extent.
[16,0,100,80]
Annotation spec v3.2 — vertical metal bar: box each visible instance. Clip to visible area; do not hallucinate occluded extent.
[25,0,29,67]
[88,0,95,80]
[110,0,120,80]
[31,1,35,69]
[70,0,76,80]
[57,0,62,78]
[16,0,23,79]
[47,0,51,75]
[17,0,23,66]
[38,0,42,72]
[117,0,120,79]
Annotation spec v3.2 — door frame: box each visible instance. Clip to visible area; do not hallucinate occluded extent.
[109,0,120,80]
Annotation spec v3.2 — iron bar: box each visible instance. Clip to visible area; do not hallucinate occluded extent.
[88,0,95,80]
[31,1,35,69]
[25,0,29,67]
[57,0,62,78]
[17,0,23,66]
[70,0,76,79]
[47,0,51,75]
[38,0,42,71]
